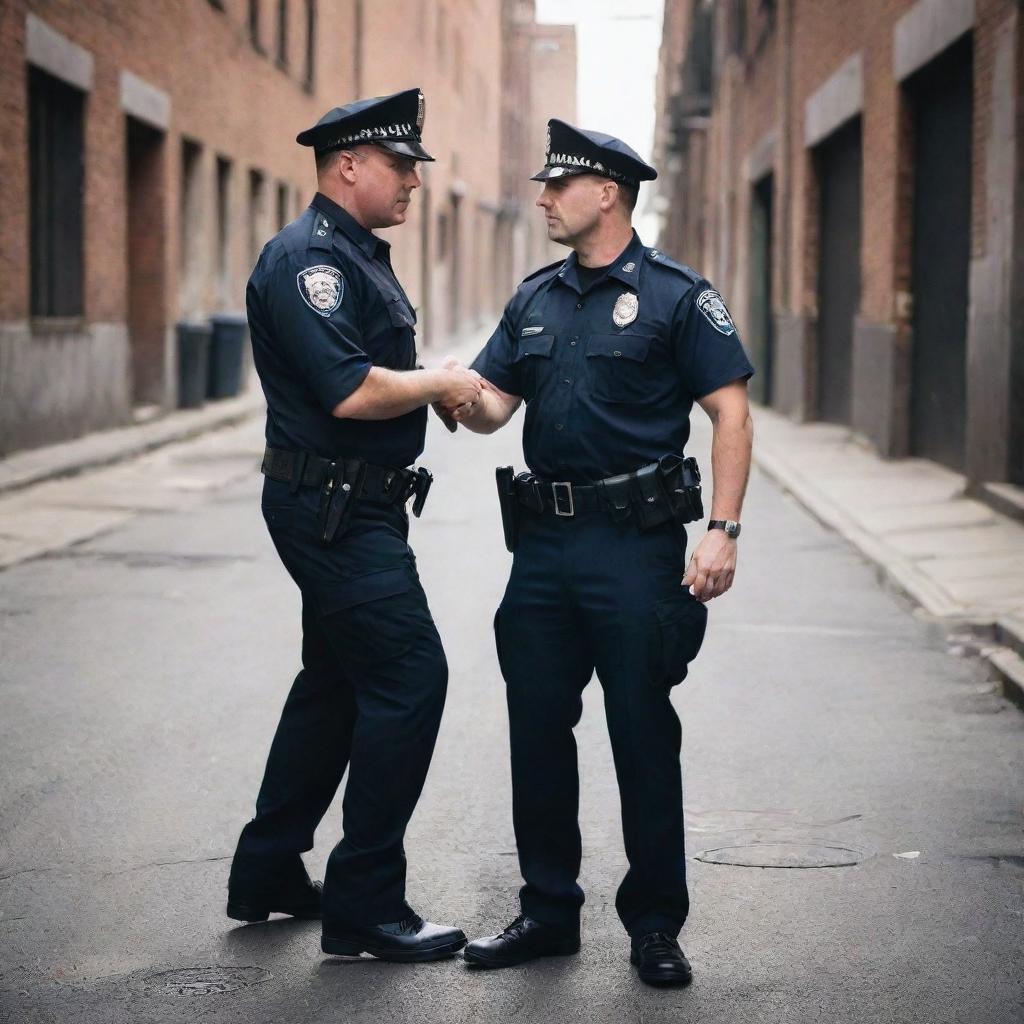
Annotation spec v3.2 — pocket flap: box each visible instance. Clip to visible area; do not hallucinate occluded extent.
[585,335,652,361]
[318,566,412,615]
[513,334,555,360]
[388,299,416,328]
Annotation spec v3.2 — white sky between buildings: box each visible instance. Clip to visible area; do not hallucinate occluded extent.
[535,0,665,242]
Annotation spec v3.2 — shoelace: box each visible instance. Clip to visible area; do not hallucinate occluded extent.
[638,932,681,957]
[499,914,530,939]
[397,913,425,933]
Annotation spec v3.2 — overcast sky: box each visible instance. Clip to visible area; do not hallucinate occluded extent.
[535,0,665,237]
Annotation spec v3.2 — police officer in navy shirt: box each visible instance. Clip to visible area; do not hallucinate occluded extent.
[226,89,478,963]
[448,120,754,986]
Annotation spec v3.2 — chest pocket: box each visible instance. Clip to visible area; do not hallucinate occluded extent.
[585,335,654,404]
[512,334,555,398]
[385,298,417,370]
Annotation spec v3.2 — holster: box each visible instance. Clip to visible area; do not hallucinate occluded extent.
[660,454,704,524]
[317,458,366,545]
[495,466,520,552]
[411,466,433,518]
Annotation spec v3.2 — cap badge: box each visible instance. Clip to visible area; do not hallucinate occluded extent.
[416,91,426,132]
[297,265,344,317]
[696,289,736,335]
[612,292,639,328]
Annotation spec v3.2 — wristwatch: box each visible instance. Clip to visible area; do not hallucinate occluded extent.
[708,519,741,538]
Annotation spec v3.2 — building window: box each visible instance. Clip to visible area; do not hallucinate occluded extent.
[437,211,449,260]
[248,168,266,268]
[303,0,316,88]
[179,138,203,312]
[276,0,289,66]
[28,66,85,318]
[249,0,263,53]
[276,181,290,230]
[216,156,232,301]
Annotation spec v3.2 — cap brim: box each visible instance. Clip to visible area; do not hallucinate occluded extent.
[377,140,435,161]
[529,165,591,182]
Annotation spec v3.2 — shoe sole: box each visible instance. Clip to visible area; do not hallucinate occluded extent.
[462,940,581,969]
[629,950,692,987]
[226,901,322,923]
[321,934,467,962]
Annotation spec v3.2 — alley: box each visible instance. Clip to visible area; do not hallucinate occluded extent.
[0,407,1021,1024]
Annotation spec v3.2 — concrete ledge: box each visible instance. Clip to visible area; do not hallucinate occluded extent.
[894,0,975,82]
[26,13,93,92]
[805,53,863,148]
[120,70,171,131]
[0,384,265,496]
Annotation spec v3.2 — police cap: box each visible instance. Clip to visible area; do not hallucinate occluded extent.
[296,87,435,162]
[531,119,656,187]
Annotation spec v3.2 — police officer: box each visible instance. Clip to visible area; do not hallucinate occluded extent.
[447,120,754,986]
[226,88,478,962]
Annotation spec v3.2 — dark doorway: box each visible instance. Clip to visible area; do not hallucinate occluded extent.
[450,193,462,337]
[906,35,973,471]
[126,117,167,406]
[748,172,775,406]
[815,118,863,425]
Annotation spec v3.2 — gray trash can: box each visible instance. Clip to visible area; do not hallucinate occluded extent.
[176,321,212,409]
[207,312,249,399]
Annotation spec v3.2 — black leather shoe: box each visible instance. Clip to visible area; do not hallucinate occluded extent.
[630,933,693,987]
[226,876,321,925]
[463,915,580,968]
[321,914,466,962]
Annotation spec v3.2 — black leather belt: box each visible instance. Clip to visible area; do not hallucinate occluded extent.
[261,446,418,507]
[513,477,606,517]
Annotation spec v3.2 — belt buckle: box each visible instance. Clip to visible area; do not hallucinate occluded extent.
[552,481,575,517]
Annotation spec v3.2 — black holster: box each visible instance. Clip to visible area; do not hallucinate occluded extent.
[496,466,520,552]
[662,454,704,524]
[317,458,366,545]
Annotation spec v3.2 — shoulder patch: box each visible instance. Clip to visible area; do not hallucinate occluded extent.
[645,248,700,283]
[297,265,344,317]
[696,289,736,335]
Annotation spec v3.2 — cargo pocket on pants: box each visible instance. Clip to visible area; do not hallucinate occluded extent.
[316,566,418,664]
[654,593,708,687]
[493,606,509,682]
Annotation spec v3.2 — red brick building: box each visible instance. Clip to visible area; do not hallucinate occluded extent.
[0,0,576,455]
[653,0,1023,497]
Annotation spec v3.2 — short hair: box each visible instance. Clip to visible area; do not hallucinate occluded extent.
[618,181,639,214]
[315,148,342,176]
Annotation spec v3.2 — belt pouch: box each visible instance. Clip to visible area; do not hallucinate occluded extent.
[598,473,633,523]
[633,462,673,529]
[495,466,519,552]
[317,459,366,544]
[659,454,704,524]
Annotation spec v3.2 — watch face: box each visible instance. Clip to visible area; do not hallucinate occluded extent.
[725,520,740,537]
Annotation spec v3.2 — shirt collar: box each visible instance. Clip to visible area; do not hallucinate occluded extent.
[311,192,390,261]
[555,231,646,294]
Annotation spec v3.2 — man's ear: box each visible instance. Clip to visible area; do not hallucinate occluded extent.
[599,180,619,212]
[336,150,360,186]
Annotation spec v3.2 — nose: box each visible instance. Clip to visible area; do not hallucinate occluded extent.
[409,166,422,189]
[536,187,551,209]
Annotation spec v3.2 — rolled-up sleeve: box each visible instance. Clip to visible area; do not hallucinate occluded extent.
[262,252,373,412]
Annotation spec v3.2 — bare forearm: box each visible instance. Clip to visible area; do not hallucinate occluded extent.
[333,367,453,420]
[708,410,753,520]
[457,386,521,434]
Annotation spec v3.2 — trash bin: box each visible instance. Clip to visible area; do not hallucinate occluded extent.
[176,321,212,409]
[207,312,249,399]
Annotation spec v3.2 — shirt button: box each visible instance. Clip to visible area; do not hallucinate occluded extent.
[575,302,583,310]
[555,423,564,431]
[563,378,572,386]
[613,350,622,357]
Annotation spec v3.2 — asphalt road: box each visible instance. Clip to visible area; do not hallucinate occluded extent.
[1,409,1021,1024]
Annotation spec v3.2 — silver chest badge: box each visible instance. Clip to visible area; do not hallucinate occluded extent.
[612,292,638,328]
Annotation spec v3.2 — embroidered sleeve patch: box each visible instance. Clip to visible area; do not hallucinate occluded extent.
[696,289,736,335]
[297,265,344,317]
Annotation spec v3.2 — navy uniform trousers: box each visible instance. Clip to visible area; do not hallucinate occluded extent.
[232,479,448,925]
[495,505,707,940]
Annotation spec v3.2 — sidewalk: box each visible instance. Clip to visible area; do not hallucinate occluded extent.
[751,406,1024,709]
[1,358,1021,708]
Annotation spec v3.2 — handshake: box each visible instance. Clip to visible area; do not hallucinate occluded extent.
[431,357,488,431]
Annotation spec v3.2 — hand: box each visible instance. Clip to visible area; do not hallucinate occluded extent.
[681,530,737,602]
[437,364,482,411]
[431,400,458,433]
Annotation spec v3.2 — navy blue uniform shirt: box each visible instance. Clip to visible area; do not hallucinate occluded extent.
[472,232,754,482]
[247,192,426,468]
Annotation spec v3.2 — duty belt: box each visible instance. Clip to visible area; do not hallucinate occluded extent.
[513,477,604,517]
[261,446,430,514]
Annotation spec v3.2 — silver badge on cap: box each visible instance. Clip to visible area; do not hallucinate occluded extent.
[612,292,639,328]
[297,265,344,317]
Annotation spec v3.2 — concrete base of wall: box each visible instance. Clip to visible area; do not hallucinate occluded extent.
[851,318,906,457]
[773,312,814,420]
[0,321,131,455]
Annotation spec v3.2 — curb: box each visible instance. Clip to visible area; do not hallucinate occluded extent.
[751,426,1024,713]
[0,390,265,497]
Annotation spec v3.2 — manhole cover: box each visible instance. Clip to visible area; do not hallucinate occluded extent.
[143,966,271,996]
[696,843,862,868]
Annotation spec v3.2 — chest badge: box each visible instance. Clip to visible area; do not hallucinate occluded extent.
[612,291,639,328]
[297,265,343,317]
